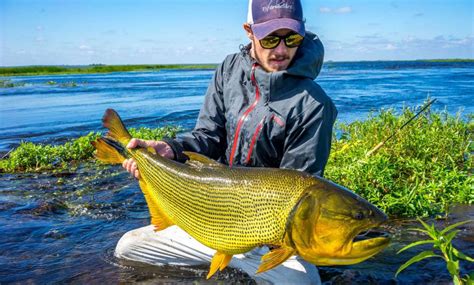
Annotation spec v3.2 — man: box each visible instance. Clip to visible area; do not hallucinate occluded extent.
[118,0,337,283]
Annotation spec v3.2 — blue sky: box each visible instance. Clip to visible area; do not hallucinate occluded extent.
[1,0,473,66]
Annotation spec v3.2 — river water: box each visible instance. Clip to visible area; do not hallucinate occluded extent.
[0,61,473,284]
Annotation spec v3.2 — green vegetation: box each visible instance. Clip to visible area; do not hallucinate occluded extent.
[420,59,474,63]
[1,110,472,218]
[46,80,81,87]
[0,126,181,172]
[396,219,473,285]
[0,64,217,76]
[325,108,473,218]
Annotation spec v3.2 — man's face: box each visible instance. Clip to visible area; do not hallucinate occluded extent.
[244,24,300,72]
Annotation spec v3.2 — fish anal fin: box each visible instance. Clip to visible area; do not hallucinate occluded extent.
[256,246,295,274]
[206,251,233,279]
[138,179,174,231]
[183,151,225,168]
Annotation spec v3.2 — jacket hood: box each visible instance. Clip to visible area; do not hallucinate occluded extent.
[286,31,324,80]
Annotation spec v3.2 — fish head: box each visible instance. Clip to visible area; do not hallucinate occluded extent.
[287,177,390,266]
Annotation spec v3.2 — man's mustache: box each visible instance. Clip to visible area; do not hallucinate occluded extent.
[270,56,290,61]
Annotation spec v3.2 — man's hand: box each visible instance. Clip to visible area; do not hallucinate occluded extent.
[122,139,175,179]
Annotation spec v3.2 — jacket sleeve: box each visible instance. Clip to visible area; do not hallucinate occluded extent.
[279,97,337,177]
[163,63,227,162]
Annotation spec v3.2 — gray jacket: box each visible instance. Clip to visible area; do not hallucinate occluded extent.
[165,32,337,177]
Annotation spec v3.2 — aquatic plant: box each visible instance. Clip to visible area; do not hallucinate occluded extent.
[396,219,474,284]
[0,126,181,172]
[325,108,473,218]
[45,81,82,87]
[0,79,26,88]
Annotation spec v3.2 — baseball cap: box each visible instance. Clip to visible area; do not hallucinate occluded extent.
[247,0,305,40]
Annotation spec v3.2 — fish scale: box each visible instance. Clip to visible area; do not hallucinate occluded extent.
[133,150,314,253]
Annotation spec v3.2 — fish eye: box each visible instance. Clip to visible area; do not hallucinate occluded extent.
[354,212,365,220]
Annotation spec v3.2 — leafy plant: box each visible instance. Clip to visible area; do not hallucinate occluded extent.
[325,108,473,217]
[0,126,182,172]
[396,219,474,284]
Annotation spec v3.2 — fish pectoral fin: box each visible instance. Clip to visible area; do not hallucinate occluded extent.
[256,246,295,274]
[183,151,226,169]
[207,251,233,279]
[138,179,174,231]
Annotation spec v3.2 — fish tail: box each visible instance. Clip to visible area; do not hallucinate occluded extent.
[91,137,129,164]
[102,108,132,146]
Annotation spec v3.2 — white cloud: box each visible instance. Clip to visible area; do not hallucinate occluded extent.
[324,34,473,61]
[79,45,91,50]
[319,7,331,13]
[335,7,352,14]
[319,6,352,14]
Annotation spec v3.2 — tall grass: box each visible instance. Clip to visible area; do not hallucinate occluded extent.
[325,108,473,218]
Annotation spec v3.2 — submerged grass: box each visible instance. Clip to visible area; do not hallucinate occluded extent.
[0,126,181,173]
[325,108,473,218]
[0,109,472,218]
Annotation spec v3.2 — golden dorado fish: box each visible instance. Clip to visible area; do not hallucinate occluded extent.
[92,109,390,279]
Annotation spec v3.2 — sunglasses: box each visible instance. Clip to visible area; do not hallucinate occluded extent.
[259,33,304,49]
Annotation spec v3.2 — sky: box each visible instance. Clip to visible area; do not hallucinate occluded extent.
[0,0,473,66]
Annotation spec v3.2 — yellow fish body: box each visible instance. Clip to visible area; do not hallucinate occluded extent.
[93,109,390,279]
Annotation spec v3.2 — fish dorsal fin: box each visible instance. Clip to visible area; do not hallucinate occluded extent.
[207,251,233,279]
[183,151,226,169]
[138,179,174,231]
[256,246,295,274]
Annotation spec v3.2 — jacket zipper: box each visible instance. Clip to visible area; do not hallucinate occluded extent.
[229,63,260,167]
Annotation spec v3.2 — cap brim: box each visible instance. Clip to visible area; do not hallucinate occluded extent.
[252,18,305,40]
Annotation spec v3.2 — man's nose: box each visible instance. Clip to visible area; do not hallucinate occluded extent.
[273,40,288,55]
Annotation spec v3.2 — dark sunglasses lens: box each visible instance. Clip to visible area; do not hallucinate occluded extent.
[285,34,304,47]
[260,36,281,49]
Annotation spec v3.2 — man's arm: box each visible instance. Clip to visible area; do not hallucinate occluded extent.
[280,98,337,177]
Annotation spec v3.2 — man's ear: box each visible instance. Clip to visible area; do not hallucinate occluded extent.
[243,23,253,40]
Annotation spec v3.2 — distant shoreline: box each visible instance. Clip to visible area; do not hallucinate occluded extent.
[1,59,472,76]
[0,64,218,77]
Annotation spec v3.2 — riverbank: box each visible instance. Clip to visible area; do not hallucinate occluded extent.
[0,64,218,76]
[1,59,472,77]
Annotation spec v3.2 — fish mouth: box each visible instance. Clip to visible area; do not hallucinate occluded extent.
[339,228,391,265]
[353,229,390,242]
[300,224,391,266]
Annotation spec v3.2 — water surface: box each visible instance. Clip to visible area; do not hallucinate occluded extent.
[1,61,473,284]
